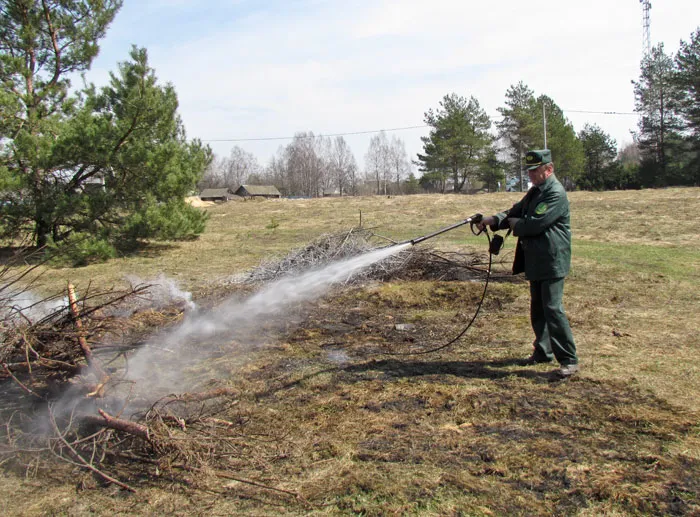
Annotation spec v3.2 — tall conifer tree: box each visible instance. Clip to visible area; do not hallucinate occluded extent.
[0,1,211,262]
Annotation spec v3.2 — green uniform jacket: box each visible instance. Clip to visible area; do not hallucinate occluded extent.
[493,174,572,281]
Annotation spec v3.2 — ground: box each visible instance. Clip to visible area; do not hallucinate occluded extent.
[0,189,698,516]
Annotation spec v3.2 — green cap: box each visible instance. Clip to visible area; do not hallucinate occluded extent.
[525,149,552,170]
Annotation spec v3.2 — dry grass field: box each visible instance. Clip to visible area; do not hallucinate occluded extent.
[1,188,698,516]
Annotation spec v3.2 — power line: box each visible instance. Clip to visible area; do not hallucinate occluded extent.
[203,125,428,143]
[564,109,637,116]
[201,109,638,143]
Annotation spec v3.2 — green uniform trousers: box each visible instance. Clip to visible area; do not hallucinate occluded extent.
[529,277,578,366]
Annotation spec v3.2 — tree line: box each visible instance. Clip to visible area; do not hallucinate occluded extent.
[202,27,700,196]
[1,1,698,264]
[200,83,622,197]
[634,29,700,187]
[199,130,417,198]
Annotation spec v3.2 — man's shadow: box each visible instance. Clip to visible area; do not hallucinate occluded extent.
[340,357,553,383]
[264,357,556,396]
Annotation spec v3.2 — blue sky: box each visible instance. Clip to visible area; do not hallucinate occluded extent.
[87,0,700,169]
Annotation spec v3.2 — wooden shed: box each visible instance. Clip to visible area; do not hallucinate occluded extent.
[199,188,236,202]
[234,185,281,199]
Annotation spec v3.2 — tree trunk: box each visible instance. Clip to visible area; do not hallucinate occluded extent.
[35,215,51,248]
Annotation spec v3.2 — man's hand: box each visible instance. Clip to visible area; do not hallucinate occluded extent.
[477,216,496,232]
[507,217,520,230]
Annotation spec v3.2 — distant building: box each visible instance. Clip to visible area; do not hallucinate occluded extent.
[234,185,281,199]
[322,188,341,197]
[80,176,106,194]
[199,188,236,202]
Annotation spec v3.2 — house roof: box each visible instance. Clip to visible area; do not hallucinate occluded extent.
[237,185,281,196]
[200,188,232,198]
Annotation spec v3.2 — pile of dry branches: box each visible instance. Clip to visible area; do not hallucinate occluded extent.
[239,227,501,286]
[0,258,253,493]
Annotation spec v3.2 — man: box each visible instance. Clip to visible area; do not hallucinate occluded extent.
[478,149,579,378]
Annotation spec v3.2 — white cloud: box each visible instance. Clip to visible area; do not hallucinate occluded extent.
[87,0,700,167]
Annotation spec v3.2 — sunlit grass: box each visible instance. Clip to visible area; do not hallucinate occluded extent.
[2,188,699,515]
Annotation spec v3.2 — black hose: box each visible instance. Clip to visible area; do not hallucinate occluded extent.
[383,229,494,356]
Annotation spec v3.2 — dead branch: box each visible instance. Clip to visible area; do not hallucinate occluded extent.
[151,413,240,431]
[155,414,187,431]
[0,357,79,375]
[67,283,109,395]
[67,283,152,322]
[48,408,136,492]
[2,363,44,399]
[67,283,95,364]
[200,417,236,428]
[81,410,151,442]
[173,464,310,505]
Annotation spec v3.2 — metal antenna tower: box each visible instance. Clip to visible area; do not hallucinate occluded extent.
[640,0,652,57]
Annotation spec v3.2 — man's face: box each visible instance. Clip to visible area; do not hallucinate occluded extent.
[527,163,551,186]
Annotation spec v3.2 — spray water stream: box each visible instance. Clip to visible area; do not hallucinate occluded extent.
[105,242,412,407]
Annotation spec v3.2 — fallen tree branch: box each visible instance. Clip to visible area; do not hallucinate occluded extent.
[49,408,136,492]
[67,283,152,322]
[173,464,310,506]
[67,283,97,365]
[2,363,45,399]
[67,283,109,396]
[0,358,80,376]
[81,409,151,442]
[200,417,236,427]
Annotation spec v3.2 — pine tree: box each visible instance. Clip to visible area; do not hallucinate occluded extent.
[534,95,585,189]
[477,148,506,193]
[578,124,620,190]
[417,93,493,193]
[633,44,685,186]
[0,2,211,262]
[496,82,539,191]
[674,28,700,184]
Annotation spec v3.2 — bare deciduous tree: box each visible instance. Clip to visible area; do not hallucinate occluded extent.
[387,136,411,195]
[224,146,261,187]
[198,156,226,189]
[285,132,326,197]
[365,132,392,195]
[264,149,290,194]
[329,136,358,196]
[199,146,261,190]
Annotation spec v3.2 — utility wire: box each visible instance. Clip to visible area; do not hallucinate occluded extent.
[201,109,638,143]
[204,125,428,143]
[563,109,637,115]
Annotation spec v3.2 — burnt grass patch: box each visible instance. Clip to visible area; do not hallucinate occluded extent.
[222,281,699,516]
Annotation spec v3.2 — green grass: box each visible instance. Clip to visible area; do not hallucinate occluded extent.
[574,240,700,281]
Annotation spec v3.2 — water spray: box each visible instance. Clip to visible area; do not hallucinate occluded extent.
[56,218,495,416]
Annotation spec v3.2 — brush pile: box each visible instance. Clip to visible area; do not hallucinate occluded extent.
[0,259,252,494]
[239,227,500,285]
